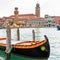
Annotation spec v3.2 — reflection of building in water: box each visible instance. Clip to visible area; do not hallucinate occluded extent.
[0,3,59,28]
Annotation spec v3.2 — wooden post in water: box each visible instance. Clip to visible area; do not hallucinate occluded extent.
[17,28,20,40]
[32,30,35,41]
[6,22,11,60]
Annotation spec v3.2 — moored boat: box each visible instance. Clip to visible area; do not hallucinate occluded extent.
[0,35,50,59]
[0,38,6,40]
[57,26,60,30]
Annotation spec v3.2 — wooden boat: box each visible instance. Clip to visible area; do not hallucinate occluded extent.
[0,35,50,58]
[0,38,6,40]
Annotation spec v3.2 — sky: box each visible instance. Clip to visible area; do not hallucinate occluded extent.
[0,0,60,18]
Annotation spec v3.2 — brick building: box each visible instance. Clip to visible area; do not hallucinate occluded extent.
[0,3,44,28]
[0,3,60,28]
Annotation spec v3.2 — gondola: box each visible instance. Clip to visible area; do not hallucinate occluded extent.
[0,35,50,59]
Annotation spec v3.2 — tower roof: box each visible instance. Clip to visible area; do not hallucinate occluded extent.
[36,3,40,7]
[15,7,18,11]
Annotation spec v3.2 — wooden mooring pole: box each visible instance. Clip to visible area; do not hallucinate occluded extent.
[17,28,20,40]
[32,30,35,41]
[6,22,11,60]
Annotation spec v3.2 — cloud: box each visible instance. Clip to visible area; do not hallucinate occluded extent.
[0,0,60,17]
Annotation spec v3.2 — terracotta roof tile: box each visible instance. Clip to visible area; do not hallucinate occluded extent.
[5,13,44,21]
[10,14,36,17]
[19,14,36,16]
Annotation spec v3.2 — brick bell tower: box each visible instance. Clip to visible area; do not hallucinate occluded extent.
[35,3,40,17]
[14,7,19,22]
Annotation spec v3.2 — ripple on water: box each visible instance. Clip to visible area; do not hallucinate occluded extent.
[0,57,5,60]
[0,28,60,60]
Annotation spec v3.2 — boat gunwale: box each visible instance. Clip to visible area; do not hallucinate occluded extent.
[0,39,47,49]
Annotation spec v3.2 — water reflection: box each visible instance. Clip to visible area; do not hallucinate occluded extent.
[33,58,48,60]
[10,54,48,60]
[37,59,48,60]
[0,57,48,60]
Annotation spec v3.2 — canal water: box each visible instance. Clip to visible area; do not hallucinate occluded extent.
[0,28,60,60]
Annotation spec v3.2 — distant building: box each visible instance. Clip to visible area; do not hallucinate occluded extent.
[0,3,60,28]
[53,16,60,25]
[1,3,44,28]
[44,15,56,27]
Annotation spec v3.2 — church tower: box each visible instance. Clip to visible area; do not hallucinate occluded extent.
[35,3,40,17]
[14,7,19,22]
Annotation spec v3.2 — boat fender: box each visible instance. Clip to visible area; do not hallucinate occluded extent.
[41,46,46,51]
